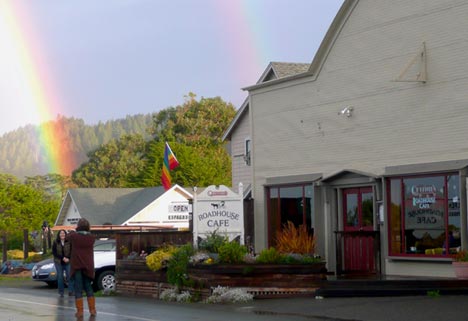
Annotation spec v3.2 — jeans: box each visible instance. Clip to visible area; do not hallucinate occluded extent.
[54,262,74,295]
[73,270,94,299]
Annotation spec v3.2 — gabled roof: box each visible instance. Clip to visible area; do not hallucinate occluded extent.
[222,98,249,141]
[243,0,359,92]
[56,187,167,226]
[321,169,379,183]
[223,63,309,142]
[257,62,310,83]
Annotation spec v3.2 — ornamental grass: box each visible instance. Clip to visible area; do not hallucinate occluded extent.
[275,221,316,255]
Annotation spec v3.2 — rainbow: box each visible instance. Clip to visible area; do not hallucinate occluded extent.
[0,1,75,175]
[211,1,269,88]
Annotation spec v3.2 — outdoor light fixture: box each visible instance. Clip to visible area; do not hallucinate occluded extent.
[338,106,353,117]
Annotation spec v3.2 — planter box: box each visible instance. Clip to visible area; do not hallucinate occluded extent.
[189,262,327,275]
[188,263,327,289]
[453,261,468,279]
[115,259,327,299]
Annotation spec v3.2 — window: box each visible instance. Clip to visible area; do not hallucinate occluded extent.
[267,183,314,247]
[387,173,460,257]
[244,138,251,166]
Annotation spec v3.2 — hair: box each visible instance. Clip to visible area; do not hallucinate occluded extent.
[76,218,91,232]
[55,229,67,242]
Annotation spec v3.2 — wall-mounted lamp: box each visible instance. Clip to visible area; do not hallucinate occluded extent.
[338,106,353,117]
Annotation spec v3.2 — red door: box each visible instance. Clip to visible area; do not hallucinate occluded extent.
[343,187,376,273]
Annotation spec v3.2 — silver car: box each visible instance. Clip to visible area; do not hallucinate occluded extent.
[32,239,116,291]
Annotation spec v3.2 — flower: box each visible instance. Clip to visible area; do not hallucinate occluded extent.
[454,250,468,262]
[120,245,129,256]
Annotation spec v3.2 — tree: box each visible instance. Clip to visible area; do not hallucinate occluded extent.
[72,94,236,188]
[138,138,232,188]
[72,134,147,187]
[24,174,76,200]
[150,93,236,147]
[0,174,60,249]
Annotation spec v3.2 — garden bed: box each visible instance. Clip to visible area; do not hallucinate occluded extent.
[116,259,327,299]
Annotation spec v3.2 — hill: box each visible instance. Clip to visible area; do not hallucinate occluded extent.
[0,114,154,178]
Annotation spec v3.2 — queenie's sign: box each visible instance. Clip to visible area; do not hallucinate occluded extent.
[193,184,244,245]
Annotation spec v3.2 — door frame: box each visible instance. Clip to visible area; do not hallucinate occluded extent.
[340,186,378,274]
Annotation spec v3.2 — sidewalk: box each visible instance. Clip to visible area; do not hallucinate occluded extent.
[241,295,468,321]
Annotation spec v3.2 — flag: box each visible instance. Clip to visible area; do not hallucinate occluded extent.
[161,142,179,190]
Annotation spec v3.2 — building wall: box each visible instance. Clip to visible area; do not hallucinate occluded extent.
[249,0,468,264]
[230,110,252,192]
[125,190,189,229]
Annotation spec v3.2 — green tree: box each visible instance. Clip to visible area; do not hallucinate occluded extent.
[140,93,235,187]
[150,93,236,147]
[0,174,60,249]
[72,134,147,187]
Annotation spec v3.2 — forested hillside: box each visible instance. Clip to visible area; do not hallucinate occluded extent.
[0,114,154,178]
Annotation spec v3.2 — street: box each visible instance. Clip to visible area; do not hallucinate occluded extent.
[2,279,468,321]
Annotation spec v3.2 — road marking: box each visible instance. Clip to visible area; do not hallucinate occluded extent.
[0,297,161,321]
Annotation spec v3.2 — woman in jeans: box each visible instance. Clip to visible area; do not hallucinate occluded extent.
[68,218,96,317]
[52,229,74,297]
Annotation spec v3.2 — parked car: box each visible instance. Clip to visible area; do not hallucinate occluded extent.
[31,239,116,292]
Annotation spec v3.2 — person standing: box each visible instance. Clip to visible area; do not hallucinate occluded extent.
[68,218,96,317]
[52,229,74,297]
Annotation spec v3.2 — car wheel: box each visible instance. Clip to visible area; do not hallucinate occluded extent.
[96,270,115,292]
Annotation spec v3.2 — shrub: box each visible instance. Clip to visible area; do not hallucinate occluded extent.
[454,250,468,262]
[198,230,228,253]
[218,241,247,264]
[256,247,284,264]
[160,287,192,302]
[275,221,316,254]
[167,244,195,288]
[206,286,253,303]
[7,250,40,261]
[24,253,45,263]
[146,246,176,272]
[280,253,322,264]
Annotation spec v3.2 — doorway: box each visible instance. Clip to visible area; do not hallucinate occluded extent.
[342,187,377,273]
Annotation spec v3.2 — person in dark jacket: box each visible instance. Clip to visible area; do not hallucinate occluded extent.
[68,218,96,317]
[52,229,74,297]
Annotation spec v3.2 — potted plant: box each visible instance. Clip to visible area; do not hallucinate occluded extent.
[453,250,468,279]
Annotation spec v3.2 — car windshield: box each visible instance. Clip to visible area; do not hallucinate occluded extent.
[93,241,116,252]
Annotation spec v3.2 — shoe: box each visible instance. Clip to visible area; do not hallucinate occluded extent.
[59,293,64,297]
[68,292,74,296]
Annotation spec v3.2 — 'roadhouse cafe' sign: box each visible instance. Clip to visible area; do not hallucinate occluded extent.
[406,184,444,229]
[193,184,244,245]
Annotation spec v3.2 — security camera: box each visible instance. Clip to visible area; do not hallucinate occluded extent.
[338,106,353,117]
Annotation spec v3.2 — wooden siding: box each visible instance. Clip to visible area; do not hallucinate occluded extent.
[231,110,252,191]
[249,0,468,256]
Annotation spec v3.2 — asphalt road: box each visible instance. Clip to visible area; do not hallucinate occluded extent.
[2,278,468,321]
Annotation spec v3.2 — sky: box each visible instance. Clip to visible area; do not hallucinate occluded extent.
[0,0,344,136]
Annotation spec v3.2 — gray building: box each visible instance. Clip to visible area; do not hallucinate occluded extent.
[225,0,468,278]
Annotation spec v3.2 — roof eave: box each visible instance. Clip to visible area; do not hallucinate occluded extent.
[242,0,359,93]
[308,0,359,76]
[242,70,314,92]
[222,98,249,141]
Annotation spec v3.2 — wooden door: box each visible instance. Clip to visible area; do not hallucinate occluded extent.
[342,187,376,273]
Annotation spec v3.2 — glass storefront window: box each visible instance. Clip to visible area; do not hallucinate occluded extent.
[266,183,315,247]
[388,173,460,257]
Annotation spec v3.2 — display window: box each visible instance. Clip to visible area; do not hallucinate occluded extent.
[266,184,314,247]
[387,173,460,257]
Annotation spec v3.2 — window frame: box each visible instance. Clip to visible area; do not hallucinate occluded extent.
[266,182,315,247]
[386,172,459,258]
